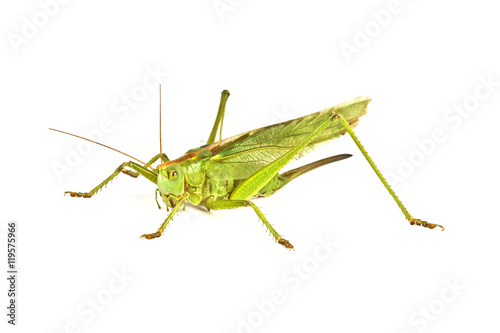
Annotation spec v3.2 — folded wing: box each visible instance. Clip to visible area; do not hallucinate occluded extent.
[204,96,371,181]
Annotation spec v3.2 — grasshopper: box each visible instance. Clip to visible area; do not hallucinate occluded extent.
[51,89,444,249]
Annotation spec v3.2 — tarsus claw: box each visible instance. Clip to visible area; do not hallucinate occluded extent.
[410,218,445,231]
[140,232,162,239]
[278,237,294,250]
[64,191,91,198]
[122,170,139,178]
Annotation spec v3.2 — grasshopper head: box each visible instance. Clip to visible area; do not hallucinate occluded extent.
[157,163,185,207]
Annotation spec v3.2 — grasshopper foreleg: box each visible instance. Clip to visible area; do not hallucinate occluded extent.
[140,192,190,239]
[154,189,162,210]
[145,153,170,166]
[121,153,170,178]
[65,161,158,198]
[121,169,139,178]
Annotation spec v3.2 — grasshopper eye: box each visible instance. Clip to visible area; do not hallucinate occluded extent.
[169,170,178,180]
[158,163,184,197]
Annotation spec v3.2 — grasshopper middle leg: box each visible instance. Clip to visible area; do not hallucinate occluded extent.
[207,199,294,249]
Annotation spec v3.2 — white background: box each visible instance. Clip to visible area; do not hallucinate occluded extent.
[1,1,499,332]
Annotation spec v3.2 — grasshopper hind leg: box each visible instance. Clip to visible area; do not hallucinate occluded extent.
[332,114,445,231]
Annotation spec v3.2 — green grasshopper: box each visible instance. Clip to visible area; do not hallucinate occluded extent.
[51,89,444,249]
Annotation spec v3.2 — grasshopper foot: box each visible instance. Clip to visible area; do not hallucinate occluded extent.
[140,231,162,240]
[410,218,445,231]
[278,237,294,250]
[122,170,139,178]
[64,191,92,198]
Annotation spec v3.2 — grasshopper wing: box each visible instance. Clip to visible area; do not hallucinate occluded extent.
[204,96,371,181]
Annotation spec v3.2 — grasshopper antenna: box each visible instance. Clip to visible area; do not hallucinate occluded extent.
[49,128,154,171]
[159,85,164,164]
